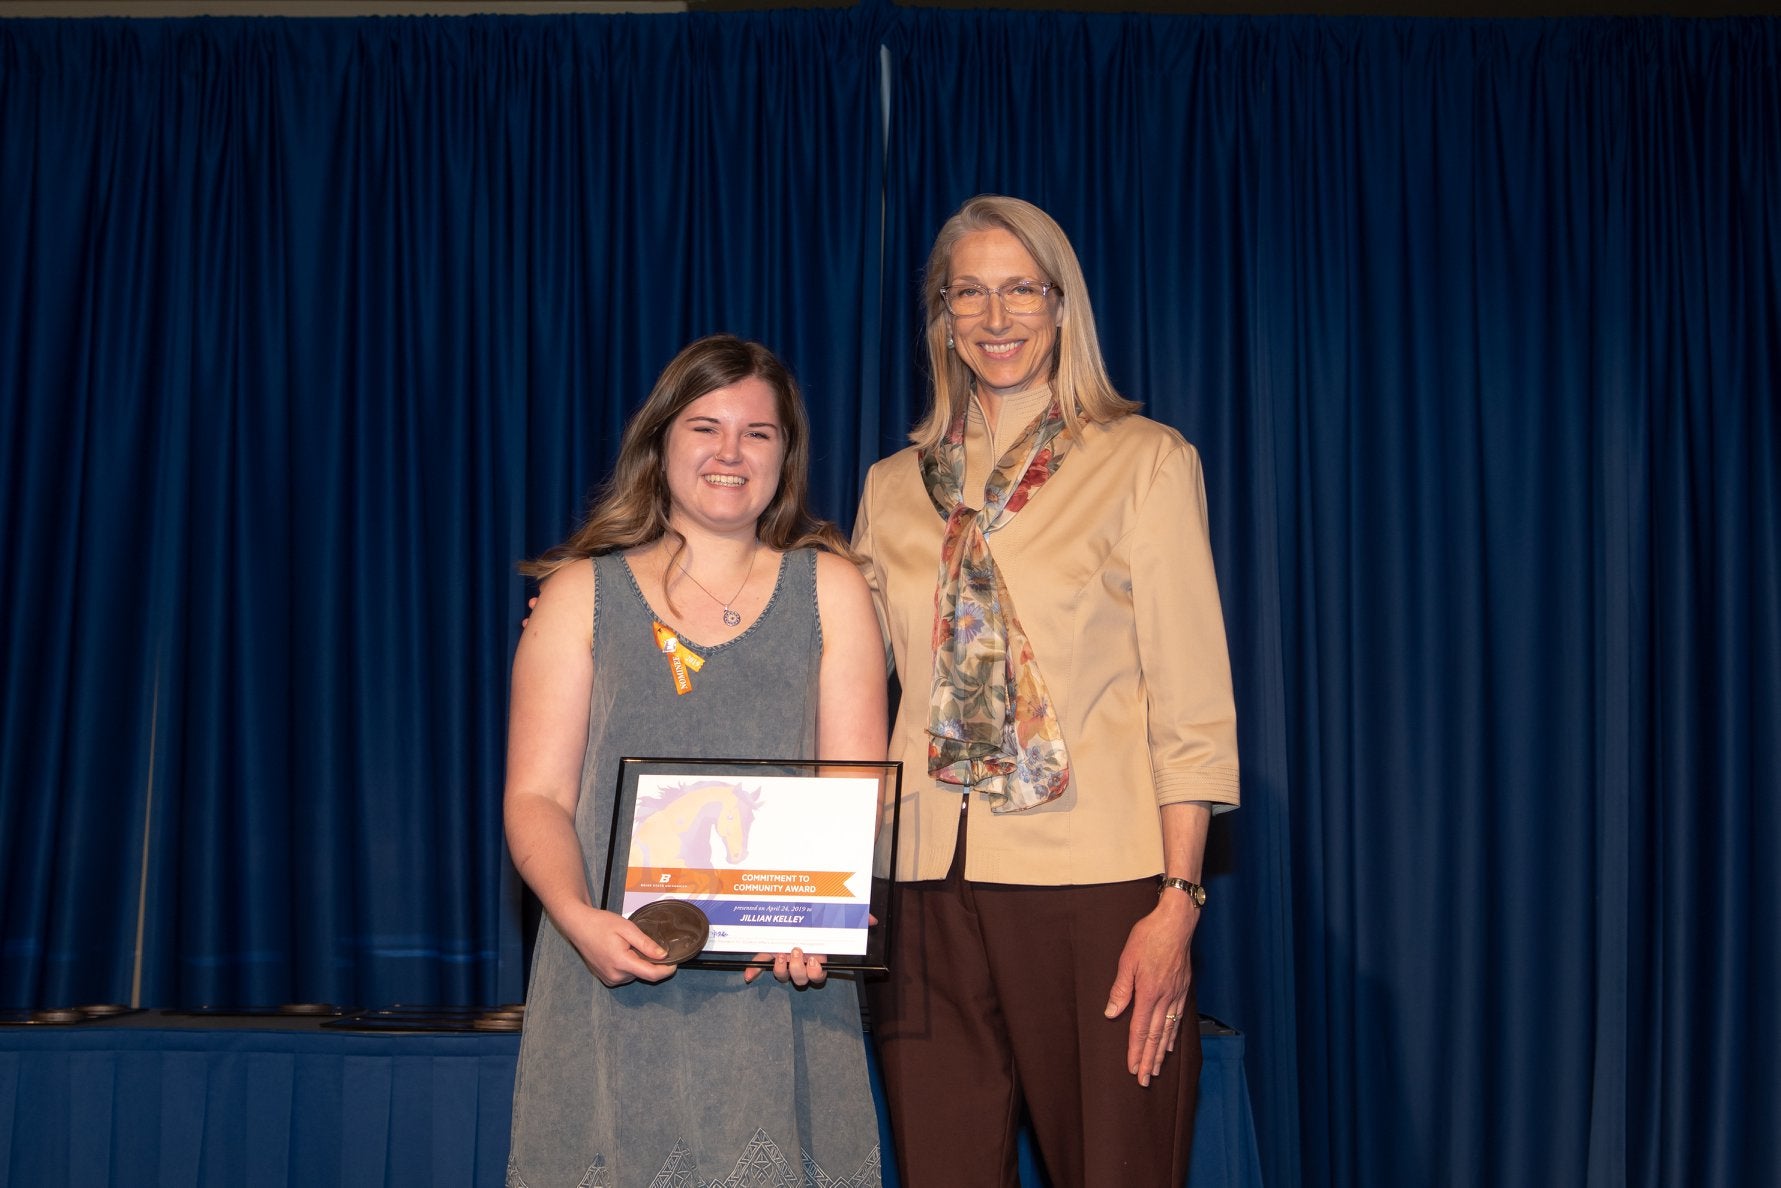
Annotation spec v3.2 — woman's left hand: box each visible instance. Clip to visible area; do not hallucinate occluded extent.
[742,947,827,988]
[1103,901,1195,1087]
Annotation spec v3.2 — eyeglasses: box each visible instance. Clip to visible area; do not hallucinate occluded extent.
[940,280,1057,317]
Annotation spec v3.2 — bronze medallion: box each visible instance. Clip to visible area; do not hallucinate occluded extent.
[630,899,710,965]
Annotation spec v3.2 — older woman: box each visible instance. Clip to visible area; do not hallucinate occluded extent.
[853,196,1240,1187]
[505,335,887,1186]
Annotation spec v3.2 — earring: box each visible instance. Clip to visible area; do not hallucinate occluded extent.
[946,333,955,350]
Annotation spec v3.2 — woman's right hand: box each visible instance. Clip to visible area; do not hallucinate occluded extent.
[557,903,674,987]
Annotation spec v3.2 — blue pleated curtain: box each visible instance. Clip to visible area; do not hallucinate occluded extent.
[0,12,889,1011]
[880,16,1779,1186]
[0,11,1776,1188]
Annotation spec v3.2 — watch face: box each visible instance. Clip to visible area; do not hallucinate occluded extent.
[1190,883,1208,907]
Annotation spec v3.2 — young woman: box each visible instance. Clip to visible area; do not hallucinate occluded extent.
[505,334,886,1187]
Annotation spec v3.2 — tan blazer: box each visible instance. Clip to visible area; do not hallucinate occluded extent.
[854,393,1240,885]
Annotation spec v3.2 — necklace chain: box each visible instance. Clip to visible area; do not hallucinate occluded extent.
[673,546,757,627]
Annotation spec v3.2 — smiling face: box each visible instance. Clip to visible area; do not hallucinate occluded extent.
[946,228,1063,402]
[662,376,786,539]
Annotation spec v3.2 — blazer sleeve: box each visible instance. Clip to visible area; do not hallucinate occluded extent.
[1131,440,1241,811]
[850,465,895,672]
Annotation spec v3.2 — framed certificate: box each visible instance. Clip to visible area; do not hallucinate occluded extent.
[601,757,901,972]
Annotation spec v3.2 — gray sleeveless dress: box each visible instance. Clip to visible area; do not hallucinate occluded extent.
[507,549,883,1188]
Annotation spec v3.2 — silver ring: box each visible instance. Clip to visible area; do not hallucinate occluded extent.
[1165,1012,1180,1023]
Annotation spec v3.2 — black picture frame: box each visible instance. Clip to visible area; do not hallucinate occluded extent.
[601,757,902,973]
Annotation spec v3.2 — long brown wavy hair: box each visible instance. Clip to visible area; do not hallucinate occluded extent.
[522,334,854,581]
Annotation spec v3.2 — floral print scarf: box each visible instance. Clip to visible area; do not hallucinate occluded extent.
[918,394,1074,813]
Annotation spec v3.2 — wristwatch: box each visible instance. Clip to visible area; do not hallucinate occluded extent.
[1158,876,1207,908]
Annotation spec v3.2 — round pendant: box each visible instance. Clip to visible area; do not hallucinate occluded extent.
[722,608,741,627]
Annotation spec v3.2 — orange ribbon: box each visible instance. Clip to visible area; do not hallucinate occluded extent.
[652,620,705,695]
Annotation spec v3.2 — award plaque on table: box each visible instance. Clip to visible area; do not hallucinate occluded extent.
[601,757,901,973]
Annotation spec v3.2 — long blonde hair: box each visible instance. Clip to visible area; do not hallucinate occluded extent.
[522,334,854,580]
[911,194,1138,451]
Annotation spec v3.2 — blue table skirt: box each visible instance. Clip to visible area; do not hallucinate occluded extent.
[0,1013,1261,1186]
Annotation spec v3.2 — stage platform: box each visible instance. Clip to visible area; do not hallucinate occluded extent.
[0,1008,1262,1186]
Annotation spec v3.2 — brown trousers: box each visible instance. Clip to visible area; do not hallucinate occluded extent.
[866,813,1200,1188]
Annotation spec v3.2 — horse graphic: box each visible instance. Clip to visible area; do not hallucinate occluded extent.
[631,780,764,876]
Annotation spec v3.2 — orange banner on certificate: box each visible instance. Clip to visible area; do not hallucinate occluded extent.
[626,866,854,897]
